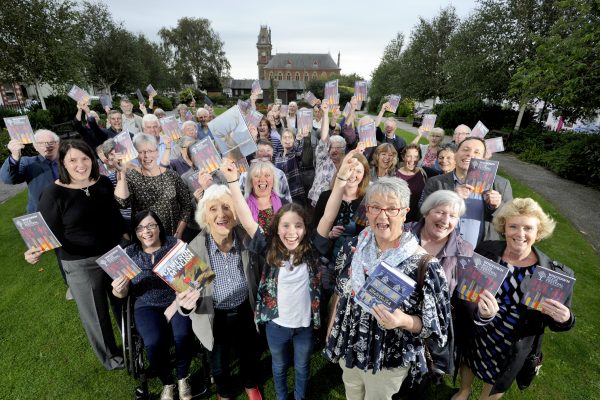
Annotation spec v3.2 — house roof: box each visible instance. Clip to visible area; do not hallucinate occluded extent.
[264,53,339,70]
[227,79,306,90]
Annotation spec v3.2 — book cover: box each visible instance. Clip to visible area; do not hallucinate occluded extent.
[244,110,264,128]
[113,131,138,163]
[13,212,62,252]
[358,121,377,148]
[465,159,499,194]
[96,245,142,280]
[421,114,437,131]
[98,161,111,176]
[279,104,288,116]
[324,80,339,106]
[235,156,249,174]
[153,241,216,293]
[145,84,157,97]
[237,99,250,114]
[388,95,401,113]
[355,260,417,314]
[342,102,352,118]
[305,91,318,107]
[4,116,35,144]
[471,120,489,139]
[251,80,262,95]
[183,169,202,192]
[188,138,222,173]
[159,115,182,140]
[354,81,368,107]
[185,110,193,121]
[99,94,112,108]
[297,108,313,137]
[203,95,213,107]
[485,137,505,153]
[135,89,145,104]
[67,85,91,104]
[456,253,509,302]
[521,266,575,311]
[208,106,258,158]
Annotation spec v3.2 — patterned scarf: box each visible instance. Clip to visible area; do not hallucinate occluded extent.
[247,192,283,222]
[350,226,420,295]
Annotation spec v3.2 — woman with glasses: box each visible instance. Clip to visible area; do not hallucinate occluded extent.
[115,133,193,239]
[111,211,195,400]
[323,177,451,399]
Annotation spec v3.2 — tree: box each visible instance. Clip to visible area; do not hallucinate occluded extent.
[369,33,405,111]
[0,0,87,109]
[159,18,230,89]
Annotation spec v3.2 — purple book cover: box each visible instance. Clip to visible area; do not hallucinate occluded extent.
[184,170,202,192]
[13,212,62,252]
[244,110,264,128]
[485,137,505,153]
[297,108,313,137]
[96,245,142,280]
[99,94,112,108]
[456,253,509,302]
[159,115,182,140]
[188,138,222,173]
[388,95,401,113]
[280,104,288,116]
[305,91,318,107]
[145,84,157,97]
[358,121,377,148]
[342,102,352,118]
[203,96,213,106]
[251,80,262,95]
[135,89,145,104]
[354,81,368,104]
[471,120,489,139]
[67,85,90,104]
[113,131,138,163]
[465,159,499,194]
[324,80,339,106]
[4,116,34,144]
[421,114,437,131]
[521,266,575,311]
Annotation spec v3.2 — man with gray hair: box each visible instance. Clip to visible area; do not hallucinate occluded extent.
[373,101,407,157]
[142,113,167,163]
[119,98,143,134]
[449,124,471,149]
[196,108,213,140]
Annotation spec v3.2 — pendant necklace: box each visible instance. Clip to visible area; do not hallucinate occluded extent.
[81,186,90,197]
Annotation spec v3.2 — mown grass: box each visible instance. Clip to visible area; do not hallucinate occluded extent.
[1,166,598,399]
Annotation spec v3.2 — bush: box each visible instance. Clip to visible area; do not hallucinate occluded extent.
[434,99,534,131]
[45,95,76,125]
[0,107,22,129]
[152,94,173,111]
[27,109,53,130]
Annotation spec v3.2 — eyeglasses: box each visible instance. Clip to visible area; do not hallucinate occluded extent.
[35,141,57,147]
[135,223,158,232]
[138,149,157,155]
[366,205,405,217]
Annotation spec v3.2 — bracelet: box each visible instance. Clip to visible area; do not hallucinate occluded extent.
[336,176,347,181]
[227,179,238,184]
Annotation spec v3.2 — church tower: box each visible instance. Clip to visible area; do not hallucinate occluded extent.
[257,25,272,80]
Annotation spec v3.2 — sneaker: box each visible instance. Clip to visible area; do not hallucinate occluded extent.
[178,376,192,400]
[160,384,175,400]
[244,386,263,400]
[65,287,74,300]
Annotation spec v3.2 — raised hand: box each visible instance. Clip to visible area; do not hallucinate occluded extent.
[219,157,239,182]
[7,139,25,160]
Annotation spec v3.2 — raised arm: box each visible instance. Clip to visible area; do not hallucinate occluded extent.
[114,159,130,202]
[411,126,426,145]
[159,135,173,167]
[320,102,330,142]
[220,158,259,238]
[345,96,358,127]
[374,101,391,128]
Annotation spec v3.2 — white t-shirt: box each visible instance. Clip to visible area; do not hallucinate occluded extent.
[272,262,311,328]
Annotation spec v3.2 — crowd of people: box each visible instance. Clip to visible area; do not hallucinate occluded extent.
[2,92,576,400]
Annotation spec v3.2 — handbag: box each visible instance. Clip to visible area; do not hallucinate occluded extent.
[516,335,543,390]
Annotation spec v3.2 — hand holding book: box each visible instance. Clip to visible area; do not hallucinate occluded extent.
[477,289,499,319]
[177,287,202,313]
[371,304,422,333]
[541,298,571,324]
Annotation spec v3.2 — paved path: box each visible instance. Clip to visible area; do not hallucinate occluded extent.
[0,181,25,205]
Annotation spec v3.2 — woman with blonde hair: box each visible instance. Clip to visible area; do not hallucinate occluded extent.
[370,143,398,182]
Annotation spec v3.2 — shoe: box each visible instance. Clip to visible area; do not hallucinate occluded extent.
[178,376,192,400]
[65,287,73,300]
[245,386,263,400]
[160,384,175,400]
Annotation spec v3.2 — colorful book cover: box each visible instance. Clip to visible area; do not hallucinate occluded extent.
[456,253,509,302]
[324,80,339,106]
[354,81,368,105]
[237,99,250,114]
[244,110,264,128]
[207,105,258,158]
[203,95,213,107]
[235,156,249,174]
[251,80,262,95]
[159,115,182,140]
[4,116,35,144]
[113,131,138,163]
[99,94,112,108]
[388,95,401,113]
[485,137,505,153]
[183,170,202,192]
[98,161,111,176]
[342,102,352,118]
[135,89,145,104]
[465,159,499,194]
[185,110,193,121]
[280,104,288,116]
[145,84,157,97]
[297,108,313,137]
[471,120,490,139]
[358,122,377,148]
[355,260,417,314]
[96,245,142,280]
[188,138,222,173]
[521,266,575,311]
[67,85,91,104]
[153,241,216,293]
[13,212,62,252]
[305,91,318,107]
[421,114,437,131]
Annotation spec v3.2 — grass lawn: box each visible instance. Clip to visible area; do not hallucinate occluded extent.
[1,168,598,399]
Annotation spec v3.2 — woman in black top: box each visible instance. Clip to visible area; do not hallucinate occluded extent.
[25,139,127,370]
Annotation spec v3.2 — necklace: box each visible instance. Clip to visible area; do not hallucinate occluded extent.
[81,186,90,197]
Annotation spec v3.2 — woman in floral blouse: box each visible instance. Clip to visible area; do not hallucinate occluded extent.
[323,177,451,399]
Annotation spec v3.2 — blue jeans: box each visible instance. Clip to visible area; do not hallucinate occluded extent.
[266,321,314,400]
[134,304,194,385]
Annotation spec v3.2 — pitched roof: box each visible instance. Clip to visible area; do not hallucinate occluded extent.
[227,79,306,90]
[264,53,339,70]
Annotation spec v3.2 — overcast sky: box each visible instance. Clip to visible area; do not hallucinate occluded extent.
[100,0,478,80]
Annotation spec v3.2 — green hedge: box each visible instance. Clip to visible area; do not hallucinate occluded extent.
[433,99,534,130]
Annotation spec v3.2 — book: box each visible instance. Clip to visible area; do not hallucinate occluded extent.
[188,138,222,173]
[244,110,264,128]
[185,110,193,121]
[234,156,249,173]
[159,115,182,140]
[207,105,258,158]
[99,94,112,108]
[485,137,505,153]
[153,240,216,293]
[280,104,288,116]
[456,253,509,302]
[4,115,35,144]
[113,131,138,163]
[521,266,575,311]
[471,120,489,139]
[183,169,202,192]
[251,79,262,95]
[305,91,319,107]
[388,95,401,113]
[135,89,145,104]
[354,80,368,108]
[297,108,313,137]
[237,99,250,114]
[98,161,111,176]
[203,95,213,107]
[67,85,91,104]
[96,245,142,280]
[421,114,437,131]
[145,84,157,97]
[465,159,499,194]
[324,80,339,106]
[13,212,61,252]
[342,102,352,118]
[355,260,417,314]
[358,121,377,148]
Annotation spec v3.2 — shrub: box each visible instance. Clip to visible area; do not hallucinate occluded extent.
[0,107,22,129]
[152,94,173,111]
[434,99,534,131]
[27,109,53,130]
[45,95,76,125]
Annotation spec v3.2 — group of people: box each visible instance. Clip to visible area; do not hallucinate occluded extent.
[2,92,575,400]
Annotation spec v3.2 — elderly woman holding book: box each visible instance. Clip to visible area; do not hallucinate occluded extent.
[452,198,575,400]
[323,177,451,399]
[111,211,195,400]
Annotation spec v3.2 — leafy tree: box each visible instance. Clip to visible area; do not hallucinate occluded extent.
[159,18,230,89]
[369,33,405,111]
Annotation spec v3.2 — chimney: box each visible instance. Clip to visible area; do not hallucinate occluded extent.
[337,51,340,67]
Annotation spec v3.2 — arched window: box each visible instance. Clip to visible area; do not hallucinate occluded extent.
[295,73,300,81]
[278,73,283,80]
[312,72,318,79]
[304,73,309,81]
[269,73,273,80]
[286,73,291,80]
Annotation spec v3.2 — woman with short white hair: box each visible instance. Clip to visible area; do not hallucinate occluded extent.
[243,160,286,234]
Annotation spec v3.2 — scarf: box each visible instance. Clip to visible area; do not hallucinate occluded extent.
[248,192,283,222]
[350,226,420,295]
